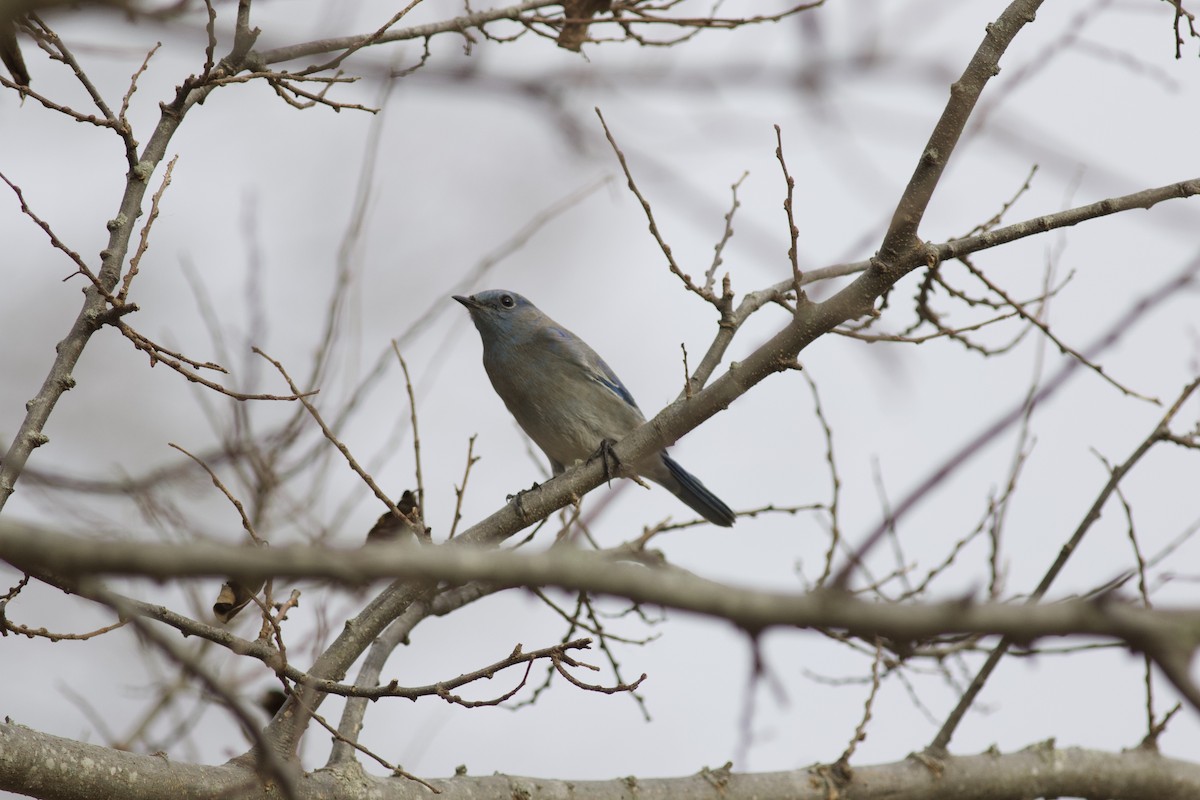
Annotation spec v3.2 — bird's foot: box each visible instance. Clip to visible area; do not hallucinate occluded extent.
[592,439,622,487]
[506,481,542,518]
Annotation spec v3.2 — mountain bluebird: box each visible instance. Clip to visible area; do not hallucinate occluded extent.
[454,290,736,527]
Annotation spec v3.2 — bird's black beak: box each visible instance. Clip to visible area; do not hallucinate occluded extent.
[453,294,479,310]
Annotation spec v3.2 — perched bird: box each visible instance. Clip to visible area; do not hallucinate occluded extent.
[365,489,426,545]
[454,290,735,527]
[212,575,262,624]
[214,489,424,623]
[556,0,611,52]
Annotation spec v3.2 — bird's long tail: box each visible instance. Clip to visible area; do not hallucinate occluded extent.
[657,454,736,527]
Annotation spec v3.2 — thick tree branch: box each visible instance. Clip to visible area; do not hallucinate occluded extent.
[0,10,259,511]
[3,521,1200,658]
[2,721,1198,800]
[879,0,1045,265]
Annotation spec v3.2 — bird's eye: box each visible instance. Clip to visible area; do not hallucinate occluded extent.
[500,294,515,308]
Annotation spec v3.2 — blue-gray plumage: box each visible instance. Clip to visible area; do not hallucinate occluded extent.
[454,290,735,527]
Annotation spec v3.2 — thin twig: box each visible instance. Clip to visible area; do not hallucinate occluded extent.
[117,42,162,166]
[294,0,428,77]
[303,700,440,792]
[1,615,127,641]
[27,15,120,127]
[199,0,218,82]
[807,368,843,589]
[254,347,407,524]
[120,154,178,304]
[706,171,747,291]
[448,436,480,540]
[595,106,715,304]
[118,324,305,401]
[168,443,263,546]
[774,125,803,299]
[0,171,114,302]
[958,255,1156,403]
[834,252,1200,590]
[928,376,1200,754]
[835,640,884,772]
[393,345,426,520]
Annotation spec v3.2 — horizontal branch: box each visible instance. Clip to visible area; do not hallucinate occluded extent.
[774,176,1200,294]
[1,720,1197,800]
[255,0,555,65]
[3,519,1198,648]
[936,177,1200,263]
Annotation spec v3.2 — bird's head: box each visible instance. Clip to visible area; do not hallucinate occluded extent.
[453,290,541,341]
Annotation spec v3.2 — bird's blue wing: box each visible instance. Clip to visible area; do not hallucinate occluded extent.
[591,354,639,409]
[542,325,641,411]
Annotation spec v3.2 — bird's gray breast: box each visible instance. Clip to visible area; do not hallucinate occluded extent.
[482,339,644,469]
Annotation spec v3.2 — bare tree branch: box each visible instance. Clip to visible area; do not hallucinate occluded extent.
[4,521,1200,667]
[2,722,1198,800]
